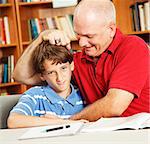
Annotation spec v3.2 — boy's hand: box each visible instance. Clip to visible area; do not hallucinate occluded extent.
[41,29,71,50]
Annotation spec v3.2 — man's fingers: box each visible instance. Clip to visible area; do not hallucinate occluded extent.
[66,43,71,50]
[41,29,72,50]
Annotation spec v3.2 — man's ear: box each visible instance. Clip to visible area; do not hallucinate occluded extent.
[109,22,116,38]
[70,61,74,71]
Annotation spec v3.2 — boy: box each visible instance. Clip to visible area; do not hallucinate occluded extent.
[7,41,84,128]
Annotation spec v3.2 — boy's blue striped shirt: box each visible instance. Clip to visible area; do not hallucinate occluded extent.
[11,84,84,119]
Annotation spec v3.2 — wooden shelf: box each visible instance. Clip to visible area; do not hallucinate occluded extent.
[0,3,12,7]
[22,41,30,46]
[0,82,21,88]
[18,1,52,6]
[0,44,17,48]
[127,30,150,35]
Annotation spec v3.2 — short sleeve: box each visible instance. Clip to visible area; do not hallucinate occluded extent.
[10,88,37,116]
[109,36,149,97]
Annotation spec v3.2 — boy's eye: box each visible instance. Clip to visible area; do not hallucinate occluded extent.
[46,71,55,75]
[47,72,52,75]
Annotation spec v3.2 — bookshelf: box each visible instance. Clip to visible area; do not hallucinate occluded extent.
[0,0,149,95]
[113,0,149,44]
[15,0,80,53]
[0,0,25,95]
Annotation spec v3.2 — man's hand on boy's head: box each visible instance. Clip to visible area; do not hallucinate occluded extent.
[41,29,71,50]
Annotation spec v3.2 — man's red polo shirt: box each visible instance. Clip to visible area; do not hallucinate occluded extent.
[73,29,149,117]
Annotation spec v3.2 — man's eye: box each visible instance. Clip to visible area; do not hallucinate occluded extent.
[61,66,67,70]
[87,35,93,38]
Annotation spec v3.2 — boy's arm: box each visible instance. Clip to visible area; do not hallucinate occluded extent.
[13,30,71,85]
[7,113,70,128]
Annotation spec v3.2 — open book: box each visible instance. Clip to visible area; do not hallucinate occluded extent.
[19,112,150,140]
[81,112,150,132]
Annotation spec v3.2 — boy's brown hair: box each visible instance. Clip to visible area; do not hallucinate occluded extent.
[32,40,73,74]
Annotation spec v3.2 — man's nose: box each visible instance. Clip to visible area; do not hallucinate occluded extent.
[79,37,90,47]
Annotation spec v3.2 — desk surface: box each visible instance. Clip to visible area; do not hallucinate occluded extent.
[0,128,149,144]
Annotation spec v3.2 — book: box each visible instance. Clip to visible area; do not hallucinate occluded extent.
[138,3,145,31]
[10,55,14,82]
[134,2,141,31]
[0,17,6,44]
[19,122,83,140]
[0,0,7,4]
[144,1,150,30]
[30,19,38,39]
[52,0,78,8]
[130,5,136,31]
[3,16,11,44]
[81,112,150,133]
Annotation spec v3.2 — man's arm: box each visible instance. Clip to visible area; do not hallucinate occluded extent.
[13,30,71,85]
[70,88,134,121]
[13,33,43,85]
[7,113,71,128]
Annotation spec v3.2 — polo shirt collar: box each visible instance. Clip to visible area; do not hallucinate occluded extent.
[43,84,77,106]
[107,28,124,54]
[81,28,124,61]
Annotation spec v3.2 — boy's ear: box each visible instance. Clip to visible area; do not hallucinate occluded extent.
[39,73,45,81]
[70,61,74,71]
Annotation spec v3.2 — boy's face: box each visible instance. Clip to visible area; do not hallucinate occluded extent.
[40,59,74,95]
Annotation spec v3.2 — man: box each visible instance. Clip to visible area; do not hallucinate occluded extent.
[7,41,84,128]
[13,0,149,122]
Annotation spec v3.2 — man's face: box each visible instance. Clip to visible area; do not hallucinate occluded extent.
[41,60,74,94]
[74,17,114,57]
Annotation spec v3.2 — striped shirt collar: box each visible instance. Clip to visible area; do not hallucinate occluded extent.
[43,84,78,106]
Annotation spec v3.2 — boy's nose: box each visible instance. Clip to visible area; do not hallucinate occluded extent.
[56,72,63,81]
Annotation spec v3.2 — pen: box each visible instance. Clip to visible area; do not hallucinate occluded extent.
[45,125,70,132]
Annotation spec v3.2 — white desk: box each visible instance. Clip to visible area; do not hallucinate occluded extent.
[0,128,149,144]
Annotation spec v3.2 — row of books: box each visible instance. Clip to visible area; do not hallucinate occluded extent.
[28,15,77,40]
[0,89,8,96]
[130,1,150,31]
[0,55,14,84]
[0,16,11,45]
[0,0,7,4]
[22,0,78,8]
[22,0,51,2]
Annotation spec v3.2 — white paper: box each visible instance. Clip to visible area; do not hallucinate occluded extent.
[19,122,83,140]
